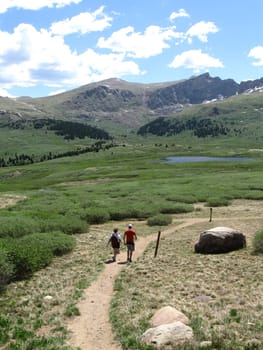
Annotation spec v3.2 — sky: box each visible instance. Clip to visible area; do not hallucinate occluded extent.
[0,0,263,98]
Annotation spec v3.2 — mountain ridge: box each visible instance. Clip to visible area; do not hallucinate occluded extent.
[1,73,263,133]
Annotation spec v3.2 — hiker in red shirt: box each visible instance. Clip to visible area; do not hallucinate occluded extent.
[123,224,137,263]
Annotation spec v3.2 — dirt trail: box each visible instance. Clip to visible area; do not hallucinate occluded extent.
[67,218,208,350]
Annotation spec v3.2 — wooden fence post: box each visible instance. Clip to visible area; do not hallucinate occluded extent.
[209,207,213,222]
[154,231,161,258]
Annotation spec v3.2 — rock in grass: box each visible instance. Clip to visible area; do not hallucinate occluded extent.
[199,340,213,348]
[141,321,194,349]
[195,226,246,254]
[150,306,189,326]
[43,295,53,302]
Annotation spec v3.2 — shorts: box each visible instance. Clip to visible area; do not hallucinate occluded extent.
[126,243,135,251]
[112,243,120,249]
[113,247,120,254]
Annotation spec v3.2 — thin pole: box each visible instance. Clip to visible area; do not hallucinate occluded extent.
[154,231,161,258]
[209,207,213,222]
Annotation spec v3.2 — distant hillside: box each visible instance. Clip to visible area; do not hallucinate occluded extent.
[137,91,263,140]
[1,73,263,134]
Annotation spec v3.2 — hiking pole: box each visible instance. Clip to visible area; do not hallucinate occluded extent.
[154,231,161,258]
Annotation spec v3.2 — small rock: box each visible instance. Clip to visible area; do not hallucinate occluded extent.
[43,295,53,302]
[199,340,212,348]
[193,295,213,303]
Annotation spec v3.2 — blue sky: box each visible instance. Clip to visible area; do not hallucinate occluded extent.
[0,0,262,97]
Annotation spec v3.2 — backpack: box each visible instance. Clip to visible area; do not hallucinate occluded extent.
[111,233,120,248]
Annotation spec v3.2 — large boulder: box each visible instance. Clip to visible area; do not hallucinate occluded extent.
[195,226,246,254]
[141,321,194,349]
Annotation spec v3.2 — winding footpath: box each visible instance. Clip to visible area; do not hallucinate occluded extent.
[66,218,208,350]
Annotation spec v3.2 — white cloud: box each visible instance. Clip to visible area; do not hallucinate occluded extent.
[50,6,112,35]
[73,49,142,85]
[169,9,189,21]
[186,21,219,43]
[48,89,66,96]
[0,0,82,13]
[0,5,222,95]
[0,88,14,97]
[169,49,223,72]
[0,23,142,90]
[97,25,182,58]
[248,46,263,66]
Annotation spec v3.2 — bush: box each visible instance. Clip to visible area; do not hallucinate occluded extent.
[0,246,14,287]
[252,229,263,254]
[43,231,76,255]
[109,204,157,221]
[147,214,172,226]
[3,236,53,279]
[0,216,40,238]
[159,202,194,214]
[2,232,76,279]
[82,208,110,224]
[129,205,157,219]
[40,215,88,234]
[205,197,230,207]
[109,207,132,221]
[166,195,197,204]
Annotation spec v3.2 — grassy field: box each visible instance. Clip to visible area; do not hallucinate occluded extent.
[0,201,262,350]
[111,202,263,349]
[0,134,263,349]
[0,125,98,160]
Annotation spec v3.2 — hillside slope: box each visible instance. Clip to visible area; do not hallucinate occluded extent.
[0,73,263,134]
[138,91,263,140]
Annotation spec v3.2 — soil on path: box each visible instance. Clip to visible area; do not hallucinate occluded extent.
[67,218,207,350]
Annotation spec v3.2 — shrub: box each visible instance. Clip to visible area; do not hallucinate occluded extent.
[2,231,76,279]
[109,207,132,220]
[40,215,88,234]
[243,191,263,200]
[166,195,197,204]
[62,216,88,234]
[0,216,40,238]
[129,205,157,219]
[43,231,76,255]
[252,229,263,254]
[205,197,230,207]
[109,204,157,221]
[159,202,194,214]
[147,214,172,226]
[82,208,110,224]
[0,246,14,287]
[3,236,53,279]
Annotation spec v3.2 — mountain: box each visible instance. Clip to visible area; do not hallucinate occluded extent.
[138,90,263,139]
[1,73,263,134]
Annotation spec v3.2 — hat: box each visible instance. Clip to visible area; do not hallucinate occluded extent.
[128,224,132,228]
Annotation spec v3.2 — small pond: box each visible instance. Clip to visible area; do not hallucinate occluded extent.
[165,156,254,163]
